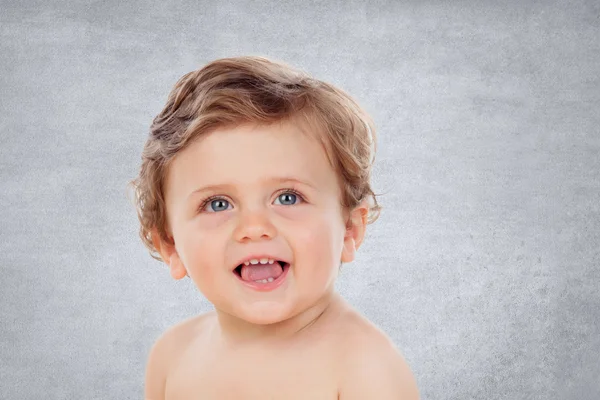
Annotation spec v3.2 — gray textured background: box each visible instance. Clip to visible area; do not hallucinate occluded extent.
[1,0,599,399]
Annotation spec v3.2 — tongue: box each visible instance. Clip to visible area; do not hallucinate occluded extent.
[240,263,283,282]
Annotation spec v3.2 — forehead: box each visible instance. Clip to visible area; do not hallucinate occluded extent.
[164,120,339,202]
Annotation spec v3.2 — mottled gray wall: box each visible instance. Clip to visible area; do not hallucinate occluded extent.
[1,0,598,399]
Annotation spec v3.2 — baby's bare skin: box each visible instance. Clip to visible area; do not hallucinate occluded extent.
[146,293,418,399]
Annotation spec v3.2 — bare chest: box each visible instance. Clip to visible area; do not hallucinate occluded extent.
[164,342,339,400]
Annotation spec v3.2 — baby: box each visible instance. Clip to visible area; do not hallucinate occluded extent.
[130,56,420,399]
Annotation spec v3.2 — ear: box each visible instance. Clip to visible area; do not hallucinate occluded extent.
[150,228,188,280]
[341,200,369,264]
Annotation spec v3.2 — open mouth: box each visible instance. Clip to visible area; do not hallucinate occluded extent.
[233,261,290,290]
[233,260,288,278]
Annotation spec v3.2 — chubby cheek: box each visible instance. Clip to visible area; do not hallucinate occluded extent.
[180,232,224,291]
[292,217,343,283]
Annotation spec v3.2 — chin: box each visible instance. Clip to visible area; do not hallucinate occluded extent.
[235,301,296,325]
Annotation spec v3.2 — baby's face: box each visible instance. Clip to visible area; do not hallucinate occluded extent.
[162,120,350,325]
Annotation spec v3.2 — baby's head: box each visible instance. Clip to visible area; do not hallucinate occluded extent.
[129,56,382,324]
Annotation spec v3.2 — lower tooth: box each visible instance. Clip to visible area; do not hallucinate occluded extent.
[253,278,274,283]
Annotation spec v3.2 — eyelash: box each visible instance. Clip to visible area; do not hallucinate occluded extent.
[197,188,305,213]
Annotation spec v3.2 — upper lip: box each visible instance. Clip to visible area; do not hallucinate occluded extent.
[233,254,290,269]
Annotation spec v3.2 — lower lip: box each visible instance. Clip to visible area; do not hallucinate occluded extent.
[234,263,290,292]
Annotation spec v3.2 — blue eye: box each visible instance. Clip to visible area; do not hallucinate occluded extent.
[275,192,298,206]
[208,199,230,212]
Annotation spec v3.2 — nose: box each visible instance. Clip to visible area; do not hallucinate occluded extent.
[233,208,277,242]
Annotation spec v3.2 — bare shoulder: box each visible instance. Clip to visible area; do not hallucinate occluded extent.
[336,309,420,400]
[144,312,215,400]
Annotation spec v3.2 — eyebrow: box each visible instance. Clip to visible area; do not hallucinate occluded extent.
[187,177,317,199]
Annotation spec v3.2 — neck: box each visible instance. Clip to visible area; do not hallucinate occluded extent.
[213,291,343,345]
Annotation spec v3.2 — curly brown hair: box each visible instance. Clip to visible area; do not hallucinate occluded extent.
[127,55,383,263]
